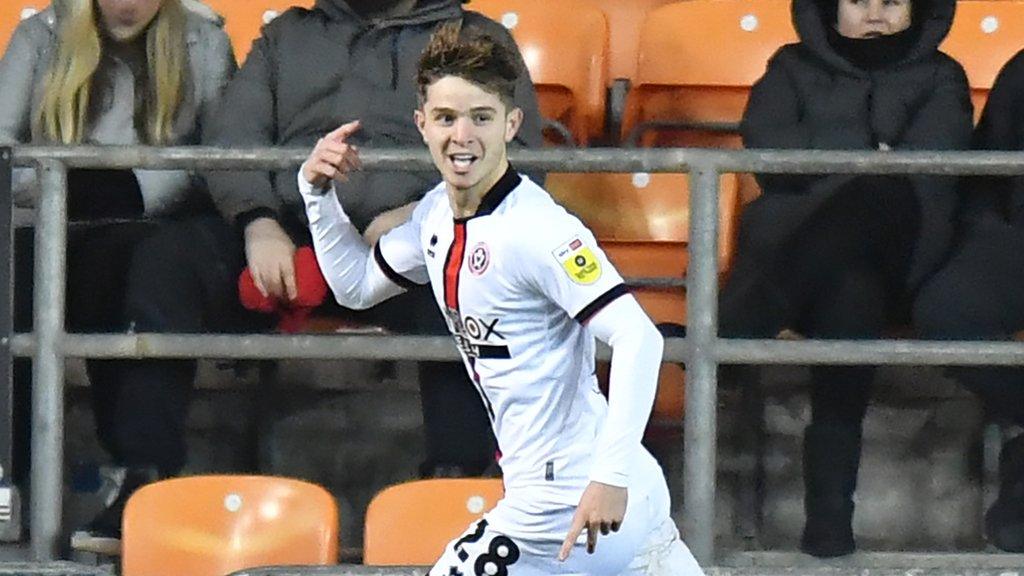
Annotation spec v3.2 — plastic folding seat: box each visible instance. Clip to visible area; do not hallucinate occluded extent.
[201,0,314,63]
[122,475,338,576]
[363,478,504,566]
[940,0,1024,119]
[466,0,609,145]
[546,172,741,423]
[1,1,48,54]
[621,0,796,149]
[578,0,677,83]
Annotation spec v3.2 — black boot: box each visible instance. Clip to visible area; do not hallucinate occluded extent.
[800,423,861,558]
[985,435,1024,552]
[70,466,160,554]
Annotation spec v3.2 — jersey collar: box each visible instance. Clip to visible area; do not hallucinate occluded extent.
[455,165,522,222]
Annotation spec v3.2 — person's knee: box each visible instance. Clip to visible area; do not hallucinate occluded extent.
[913,271,1003,340]
[125,218,234,332]
[810,269,887,338]
[131,221,196,278]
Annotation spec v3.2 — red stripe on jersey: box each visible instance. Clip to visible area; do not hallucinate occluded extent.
[444,222,467,310]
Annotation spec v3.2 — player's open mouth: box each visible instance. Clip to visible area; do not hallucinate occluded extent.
[449,153,478,172]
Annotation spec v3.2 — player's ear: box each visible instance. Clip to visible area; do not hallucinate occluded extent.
[504,107,523,143]
[414,109,428,144]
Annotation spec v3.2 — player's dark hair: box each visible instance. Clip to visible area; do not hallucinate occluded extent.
[417,21,520,108]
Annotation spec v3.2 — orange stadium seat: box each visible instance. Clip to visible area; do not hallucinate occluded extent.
[579,0,677,82]
[621,0,797,149]
[547,172,741,423]
[122,475,338,576]
[467,0,609,145]
[200,0,314,63]
[0,1,48,54]
[364,478,504,566]
[940,0,1024,120]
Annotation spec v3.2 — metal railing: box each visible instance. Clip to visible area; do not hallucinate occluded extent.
[12,145,1024,564]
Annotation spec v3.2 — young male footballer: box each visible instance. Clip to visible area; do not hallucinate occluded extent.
[298,23,705,576]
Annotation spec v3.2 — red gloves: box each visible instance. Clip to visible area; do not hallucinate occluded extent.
[238,246,329,333]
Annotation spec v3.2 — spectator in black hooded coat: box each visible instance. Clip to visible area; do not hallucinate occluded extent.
[719,0,972,558]
[913,49,1024,554]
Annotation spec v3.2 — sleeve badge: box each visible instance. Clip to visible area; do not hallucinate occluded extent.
[552,236,602,285]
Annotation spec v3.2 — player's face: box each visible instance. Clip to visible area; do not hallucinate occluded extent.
[415,76,523,200]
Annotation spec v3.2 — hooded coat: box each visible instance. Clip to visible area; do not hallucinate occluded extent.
[204,0,544,234]
[960,49,1024,229]
[736,0,973,291]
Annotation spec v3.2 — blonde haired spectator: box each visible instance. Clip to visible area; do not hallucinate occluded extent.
[0,0,235,552]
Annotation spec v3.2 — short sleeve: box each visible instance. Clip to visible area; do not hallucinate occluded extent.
[518,214,627,323]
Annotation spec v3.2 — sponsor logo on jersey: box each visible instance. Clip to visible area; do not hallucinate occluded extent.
[552,236,601,285]
[444,310,510,359]
[468,242,490,276]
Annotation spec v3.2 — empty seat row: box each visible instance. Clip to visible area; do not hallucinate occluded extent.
[549,172,741,424]
[119,474,502,574]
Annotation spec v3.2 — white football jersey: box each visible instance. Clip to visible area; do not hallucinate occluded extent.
[302,167,702,575]
[377,170,635,499]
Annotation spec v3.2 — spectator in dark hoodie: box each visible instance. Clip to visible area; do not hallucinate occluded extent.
[913,49,1024,553]
[719,0,972,558]
[124,0,543,487]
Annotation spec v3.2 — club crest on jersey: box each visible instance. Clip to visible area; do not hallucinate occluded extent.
[552,236,601,285]
[468,242,490,276]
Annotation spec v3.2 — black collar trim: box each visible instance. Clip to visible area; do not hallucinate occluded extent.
[454,165,521,222]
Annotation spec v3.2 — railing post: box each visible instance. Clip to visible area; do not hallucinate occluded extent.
[0,149,11,483]
[684,163,720,565]
[31,160,67,560]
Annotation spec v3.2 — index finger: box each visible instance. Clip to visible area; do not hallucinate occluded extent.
[326,120,362,143]
[558,514,586,562]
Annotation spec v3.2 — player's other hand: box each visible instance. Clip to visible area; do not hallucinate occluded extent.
[244,217,298,301]
[301,120,363,189]
[558,481,628,561]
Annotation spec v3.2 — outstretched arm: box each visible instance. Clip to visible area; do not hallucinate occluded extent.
[300,122,426,309]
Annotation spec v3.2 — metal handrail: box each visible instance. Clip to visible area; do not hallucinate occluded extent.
[14,145,1024,564]
[15,145,1024,174]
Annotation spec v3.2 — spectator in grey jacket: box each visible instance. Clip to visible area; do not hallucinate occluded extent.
[0,0,235,552]
[125,0,543,481]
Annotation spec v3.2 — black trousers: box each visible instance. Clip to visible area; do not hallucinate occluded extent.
[13,221,182,480]
[720,176,921,426]
[914,220,1024,426]
[122,214,496,474]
